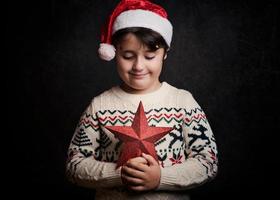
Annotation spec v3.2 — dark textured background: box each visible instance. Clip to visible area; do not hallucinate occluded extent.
[7,0,279,199]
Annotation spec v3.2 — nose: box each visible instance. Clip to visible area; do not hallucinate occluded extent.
[132,57,144,71]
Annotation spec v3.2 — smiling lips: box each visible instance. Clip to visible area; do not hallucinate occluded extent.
[129,72,149,79]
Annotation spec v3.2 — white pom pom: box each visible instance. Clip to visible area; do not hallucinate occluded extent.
[98,43,116,61]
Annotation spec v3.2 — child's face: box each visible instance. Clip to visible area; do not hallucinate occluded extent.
[115,33,166,94]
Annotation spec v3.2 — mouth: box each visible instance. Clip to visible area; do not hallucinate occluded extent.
[129,72,149,79]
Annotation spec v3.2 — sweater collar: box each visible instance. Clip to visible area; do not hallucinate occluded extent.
[111,82,171,106]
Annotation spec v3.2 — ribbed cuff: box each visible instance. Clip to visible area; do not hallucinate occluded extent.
[101,163,122,188]
[157,166,178,190]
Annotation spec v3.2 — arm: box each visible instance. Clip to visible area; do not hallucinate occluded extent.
[66,102,122,189]
[158,105,218,190]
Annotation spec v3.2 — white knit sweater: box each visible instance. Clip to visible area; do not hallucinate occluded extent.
[66,82,218,200]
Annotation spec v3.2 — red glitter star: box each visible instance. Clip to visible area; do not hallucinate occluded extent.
[106,101,173,168]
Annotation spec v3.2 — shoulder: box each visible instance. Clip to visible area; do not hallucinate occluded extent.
[165,82,200,109]
[89,85,120,111]
[95,86,117,100]
[164,82,192,96]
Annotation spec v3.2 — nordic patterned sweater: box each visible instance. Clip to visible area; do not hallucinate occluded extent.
[66,82,218,200]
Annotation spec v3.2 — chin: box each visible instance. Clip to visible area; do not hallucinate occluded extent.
[130,84,148,91]
[123,81,149,92]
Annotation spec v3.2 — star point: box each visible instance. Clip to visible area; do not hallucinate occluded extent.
[106,101,173,168]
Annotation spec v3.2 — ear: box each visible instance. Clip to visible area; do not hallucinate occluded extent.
[164,53,167,60]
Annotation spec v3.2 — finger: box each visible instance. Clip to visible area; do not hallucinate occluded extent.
[127,156,148,165]
[128,185,146,192]
[126,160,149,172]
[122,174,144,186]
[142,153,159,166]
[122,166,145,178]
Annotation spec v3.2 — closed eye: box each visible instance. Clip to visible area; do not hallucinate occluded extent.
[122,55,134,60]
[145,56,155,60]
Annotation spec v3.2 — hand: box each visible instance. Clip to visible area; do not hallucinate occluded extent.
[121,153,161,192]
[121,156,147,187]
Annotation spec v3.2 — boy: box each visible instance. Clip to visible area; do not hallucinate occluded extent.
[66,1,218,199]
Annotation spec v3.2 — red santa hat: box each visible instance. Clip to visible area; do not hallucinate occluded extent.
[98,0,173,61]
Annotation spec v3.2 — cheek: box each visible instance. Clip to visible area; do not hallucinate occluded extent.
[116,58,127,70]
[116,59,132,76]
[150,59,163,73]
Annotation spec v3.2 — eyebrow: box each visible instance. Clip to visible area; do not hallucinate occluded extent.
[121,49,156,53]
[122,50,134,54]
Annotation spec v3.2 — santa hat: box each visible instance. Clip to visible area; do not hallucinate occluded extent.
[98,0,173,61]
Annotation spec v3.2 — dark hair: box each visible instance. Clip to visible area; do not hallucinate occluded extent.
[112,27,169,53]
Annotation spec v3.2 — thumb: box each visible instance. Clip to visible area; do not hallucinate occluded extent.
[142,153,158,166]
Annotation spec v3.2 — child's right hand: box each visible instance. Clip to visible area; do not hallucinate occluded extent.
[127,156,148,165]
[121,156,148,187]
[121,154,161,191]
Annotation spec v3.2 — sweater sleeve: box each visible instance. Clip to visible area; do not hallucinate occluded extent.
[66,100,122,189]
[157,94,218,190]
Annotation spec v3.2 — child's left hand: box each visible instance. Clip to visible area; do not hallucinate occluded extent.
[121,153,161,191]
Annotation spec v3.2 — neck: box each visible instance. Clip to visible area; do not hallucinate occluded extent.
[120,81,162,94]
